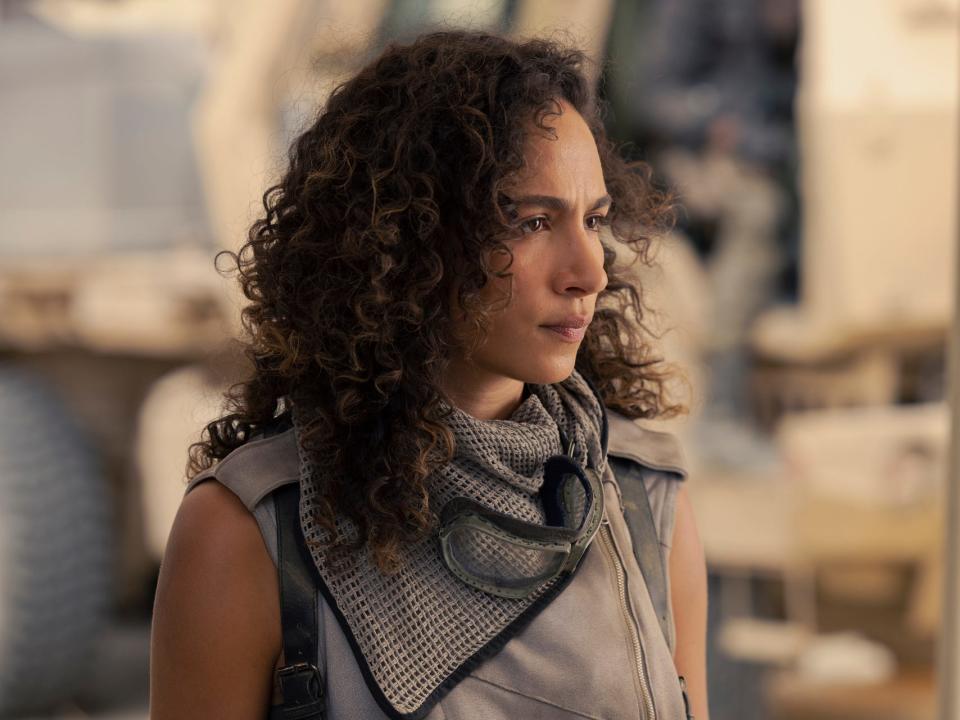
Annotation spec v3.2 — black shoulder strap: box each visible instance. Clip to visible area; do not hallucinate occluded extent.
[608,455,672,650]
[269,482,326,720]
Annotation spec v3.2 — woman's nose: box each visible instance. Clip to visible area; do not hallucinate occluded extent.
[553,224,608,297]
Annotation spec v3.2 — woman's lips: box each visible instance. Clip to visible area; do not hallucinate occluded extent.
[542,325,588,342]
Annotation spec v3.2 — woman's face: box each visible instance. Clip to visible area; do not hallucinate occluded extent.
[446,99,609,414]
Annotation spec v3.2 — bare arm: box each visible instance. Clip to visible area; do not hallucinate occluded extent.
[670,484,709,719]
[150,481,282,719]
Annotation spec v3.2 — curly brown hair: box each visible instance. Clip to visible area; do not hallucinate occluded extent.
[190,30,682,572]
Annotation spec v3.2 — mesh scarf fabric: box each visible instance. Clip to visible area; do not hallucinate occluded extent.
[294,370,606,716]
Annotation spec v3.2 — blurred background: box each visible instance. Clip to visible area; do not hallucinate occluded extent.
[0,0,956,718]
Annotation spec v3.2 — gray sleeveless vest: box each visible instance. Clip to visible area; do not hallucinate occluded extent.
[185,410,689,719]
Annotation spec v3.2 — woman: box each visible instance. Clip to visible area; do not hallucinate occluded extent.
[150,30,708,720]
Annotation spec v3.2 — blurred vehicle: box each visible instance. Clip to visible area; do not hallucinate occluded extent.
[0,6,233,715]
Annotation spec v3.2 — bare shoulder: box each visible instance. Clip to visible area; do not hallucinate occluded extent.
[150,480,282,720]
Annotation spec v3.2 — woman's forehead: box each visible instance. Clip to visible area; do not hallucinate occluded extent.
[509,104,606,201]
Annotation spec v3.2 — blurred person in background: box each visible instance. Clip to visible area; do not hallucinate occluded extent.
[638,0,800,424]
[151,30,708,720]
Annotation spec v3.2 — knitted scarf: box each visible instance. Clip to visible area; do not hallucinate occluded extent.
[294,370,606,717]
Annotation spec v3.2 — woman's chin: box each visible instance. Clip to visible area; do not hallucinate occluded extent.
[518,357,578,386]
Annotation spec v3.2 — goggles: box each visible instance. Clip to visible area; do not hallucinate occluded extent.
[438,448,604,599]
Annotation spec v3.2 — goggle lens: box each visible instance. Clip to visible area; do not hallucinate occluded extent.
[443,524,568,597]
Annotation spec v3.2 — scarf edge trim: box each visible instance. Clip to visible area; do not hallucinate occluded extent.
[304,547,586,720]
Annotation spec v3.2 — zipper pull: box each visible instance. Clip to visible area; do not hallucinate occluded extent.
[679,676,694,720]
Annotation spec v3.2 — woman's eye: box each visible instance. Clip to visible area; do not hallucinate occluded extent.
[585,215,608,232]
[519,217,547,234]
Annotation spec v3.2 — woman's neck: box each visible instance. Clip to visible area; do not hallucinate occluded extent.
[442,361,525,420]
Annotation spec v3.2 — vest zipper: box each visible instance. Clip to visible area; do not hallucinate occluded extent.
[598,518,656,720]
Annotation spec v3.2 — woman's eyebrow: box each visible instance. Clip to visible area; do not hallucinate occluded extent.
[504,193,612,213]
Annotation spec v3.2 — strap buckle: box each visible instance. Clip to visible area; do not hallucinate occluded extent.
[277,662,325,720]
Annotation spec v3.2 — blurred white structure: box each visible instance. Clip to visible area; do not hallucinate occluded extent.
[754,0,958,361]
